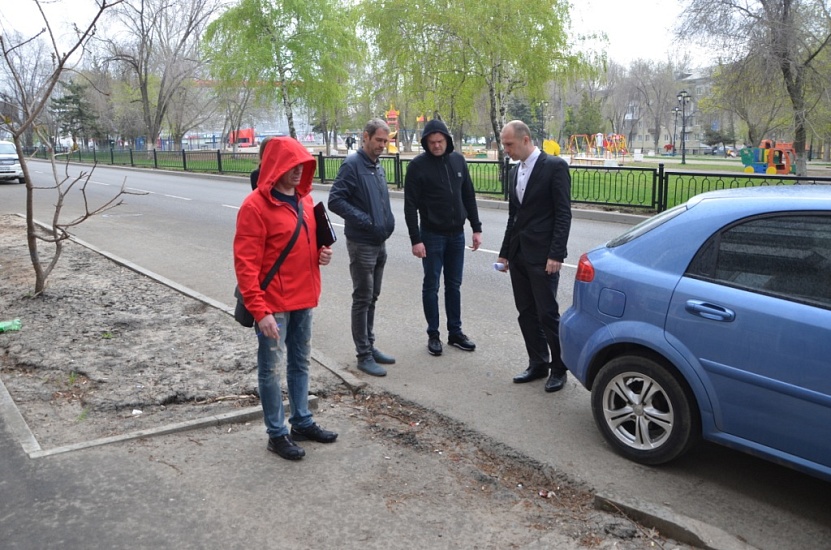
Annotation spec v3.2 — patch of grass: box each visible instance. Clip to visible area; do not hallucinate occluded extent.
[76,407,89,422]
[101,331,114,339]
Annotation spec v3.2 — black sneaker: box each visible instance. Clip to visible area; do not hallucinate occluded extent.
[267,435,305,460]
[428,335,443,356]
[291,423,338,443]
[448,333,476,351]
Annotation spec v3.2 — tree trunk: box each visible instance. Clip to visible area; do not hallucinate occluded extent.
[487,78,505,165]
[279,74,296,140]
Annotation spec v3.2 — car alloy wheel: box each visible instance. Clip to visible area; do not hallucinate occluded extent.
[591,354,700,465]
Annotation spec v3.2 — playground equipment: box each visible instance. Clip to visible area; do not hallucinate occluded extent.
[386,105,399,154]
[566,134,592,156]
[566,133,628,165]
[740,139,796,175]
[604,134,628,156]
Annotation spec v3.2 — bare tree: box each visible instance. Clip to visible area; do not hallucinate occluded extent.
[165,76,218,150]
[601,63,644,148]
[102,0,218,151]
[678,0,831,175]
[0,0,143,295]
[629,60,679,155]
[0,31,53,148]
[601,61,634,137]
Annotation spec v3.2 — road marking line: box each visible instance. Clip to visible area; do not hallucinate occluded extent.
[162,194,191,201]
[476,246,575,268]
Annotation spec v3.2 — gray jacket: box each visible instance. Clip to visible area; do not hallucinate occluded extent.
[328,149,395,245]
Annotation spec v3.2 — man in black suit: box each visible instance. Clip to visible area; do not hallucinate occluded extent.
[496,120,572,393]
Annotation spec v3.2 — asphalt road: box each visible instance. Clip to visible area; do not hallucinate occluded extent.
[2,160,830,550]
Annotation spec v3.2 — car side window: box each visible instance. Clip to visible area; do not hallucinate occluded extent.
[687,213,831,308]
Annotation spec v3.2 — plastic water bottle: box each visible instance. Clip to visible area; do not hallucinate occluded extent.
[0,319,21,332]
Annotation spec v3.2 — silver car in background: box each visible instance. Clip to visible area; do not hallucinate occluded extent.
[0,140,25,184]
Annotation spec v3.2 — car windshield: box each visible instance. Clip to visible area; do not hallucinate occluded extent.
[0,143,16,155]
[607,204,687,247]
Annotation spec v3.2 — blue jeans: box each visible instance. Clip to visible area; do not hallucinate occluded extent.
[256,309,314,437]
[420,229,465,337]
[346,239,387,359]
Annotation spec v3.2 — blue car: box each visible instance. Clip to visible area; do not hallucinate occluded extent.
[560,185,831,481]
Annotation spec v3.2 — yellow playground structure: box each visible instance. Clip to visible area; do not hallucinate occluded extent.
[566,133,628,165]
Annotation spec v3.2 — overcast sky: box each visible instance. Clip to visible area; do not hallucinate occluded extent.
[1,0,702,66]
[572,0,702,65]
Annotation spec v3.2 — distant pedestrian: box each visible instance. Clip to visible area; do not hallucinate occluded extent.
[249,136,273,191]
[345,135,355,151]
[404,119,482,357]
[496,120,573,394]
[328,119,396,377]
[234,136,337,461]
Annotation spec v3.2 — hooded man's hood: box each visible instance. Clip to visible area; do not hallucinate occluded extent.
[257,137,316,197]
[420,119,455,155]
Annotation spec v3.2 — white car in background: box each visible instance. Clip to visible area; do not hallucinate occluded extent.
[0,140,25,183]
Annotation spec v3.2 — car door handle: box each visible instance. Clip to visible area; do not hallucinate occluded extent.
[685,300,736,322]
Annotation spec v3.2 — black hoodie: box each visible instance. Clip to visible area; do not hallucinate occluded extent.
[404,119,482,245]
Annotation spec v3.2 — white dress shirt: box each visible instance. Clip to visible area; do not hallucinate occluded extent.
[516,147,541,203]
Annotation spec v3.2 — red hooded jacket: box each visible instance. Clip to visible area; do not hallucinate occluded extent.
[233,137,320,322]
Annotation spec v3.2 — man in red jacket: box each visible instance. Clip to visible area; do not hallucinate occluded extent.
[234,137,336,461]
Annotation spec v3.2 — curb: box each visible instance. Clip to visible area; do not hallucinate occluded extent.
[595,492,759,550]
[26,397,317,459]
[1,366,320,459]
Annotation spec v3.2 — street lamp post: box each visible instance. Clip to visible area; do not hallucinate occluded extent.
[677,90,691,164]
[672,106,681,156]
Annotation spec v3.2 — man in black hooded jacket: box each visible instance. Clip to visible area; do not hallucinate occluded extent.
[404,119,482,356]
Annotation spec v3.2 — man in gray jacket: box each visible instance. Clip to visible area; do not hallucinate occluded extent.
[328,119,396,376]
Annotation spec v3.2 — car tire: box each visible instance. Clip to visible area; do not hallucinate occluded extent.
[591,354,700,465]
[18,177,25,184]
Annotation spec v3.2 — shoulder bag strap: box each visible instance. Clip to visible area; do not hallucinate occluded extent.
[259,199,304,290]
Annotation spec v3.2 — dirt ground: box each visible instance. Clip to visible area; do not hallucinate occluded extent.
[0,214,686,549]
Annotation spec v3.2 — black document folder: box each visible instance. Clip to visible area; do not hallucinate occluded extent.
[314,201,337,247]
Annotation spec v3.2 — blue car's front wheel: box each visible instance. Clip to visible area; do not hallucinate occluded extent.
[591,354,700,465]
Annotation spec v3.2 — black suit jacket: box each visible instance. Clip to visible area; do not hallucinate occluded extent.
[498,151,572,265]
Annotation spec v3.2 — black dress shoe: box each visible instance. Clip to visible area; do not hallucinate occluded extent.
[545,371,568,393]
[267,435,305,460]
[291,423,338,443]
[512,365,549,383]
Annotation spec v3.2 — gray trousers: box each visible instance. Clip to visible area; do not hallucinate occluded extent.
[346,239,387,359]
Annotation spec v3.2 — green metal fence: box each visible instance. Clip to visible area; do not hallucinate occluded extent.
[28,147,830,212]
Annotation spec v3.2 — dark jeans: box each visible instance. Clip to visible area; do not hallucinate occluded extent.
[420,229,465,337]
[508,253,566,375]
[346,239,387,359]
